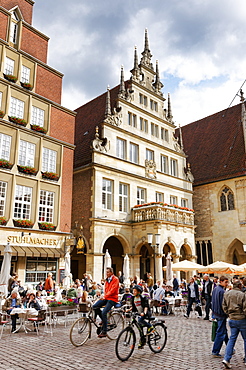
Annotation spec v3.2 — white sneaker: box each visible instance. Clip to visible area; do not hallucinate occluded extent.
[184,314,188,319]
[222,360,232,369]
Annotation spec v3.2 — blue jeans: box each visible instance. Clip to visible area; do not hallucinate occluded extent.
[92,299,117,334]
[224,319,246,362]
[212,318,228,355]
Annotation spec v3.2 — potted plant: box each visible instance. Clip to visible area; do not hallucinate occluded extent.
[0,111,5,118]
[20,82,33,90]
[30,124,47,134]
[17,165,38,175]
[13,219,34,228]
[0,159,13,169]
[9,116,27,126]
[38,222,56,231]
[41,171,59,181]
[0,216,7,226]
[3,73,17,83]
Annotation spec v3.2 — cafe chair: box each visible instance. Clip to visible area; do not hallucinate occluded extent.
[0,312,11,339]
[27,309,47,335]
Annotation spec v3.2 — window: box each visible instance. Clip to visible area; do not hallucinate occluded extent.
[21,65,30,83]
[9,97,24,119]
[155,124,159,138]
[170,159,178,176]
[14,185,32,219]
[144,120,148,133]
[116,138,126,159]
[39,190,54,223]
[150,100,153,109]
[220,187,235,211]
[0,181,7,216]
[146,149,154,161]
[140,118,143,131]
[5,57,14,75]
[139,94,143,104]
[119,183,128,213]
[0,133,11,160]
[132,114,137,128]
[156,192,164,202]
[151,123,154,136]
[154,102,158,112]
[9,11,19,44]
[26,258,57,284]
[164,129,169,142]
[128,112,132,126]
[42,148,57,173]
[160,155,168,173]
[181,198,188,208]
[18,140,35,167]
[31,106,45,127]
[129,143,138,164]
[102,179,113,210]
[137,187,145,205]
[170,196,177,205]
[144,96,147,106]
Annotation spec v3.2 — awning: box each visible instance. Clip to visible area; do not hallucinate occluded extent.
[0,246,63,258]
[11,246,26,256]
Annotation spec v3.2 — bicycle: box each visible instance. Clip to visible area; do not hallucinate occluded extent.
[115,312,167,361]
[70,302,124,347]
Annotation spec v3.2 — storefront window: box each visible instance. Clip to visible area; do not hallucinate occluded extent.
[25,257,57,283]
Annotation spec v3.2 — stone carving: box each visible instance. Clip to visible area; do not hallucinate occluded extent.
[104,110,122,126]
[91,126,109,152]
[185,163,194,182]
[145,159,157,179]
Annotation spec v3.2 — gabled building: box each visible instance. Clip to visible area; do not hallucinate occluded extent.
[178,92,246,266]
[0,0,76,284]
[73,30,196,283]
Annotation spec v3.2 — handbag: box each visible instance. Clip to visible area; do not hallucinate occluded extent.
[211,320,218,342]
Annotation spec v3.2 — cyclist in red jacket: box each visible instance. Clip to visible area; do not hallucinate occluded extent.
[93,267,119,337]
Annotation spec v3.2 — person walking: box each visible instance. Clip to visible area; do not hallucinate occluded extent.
[44,272,53,295]
[222,280,246,369]
[202,274,213,320]
[184,277,201,319]
[211,276,229,358]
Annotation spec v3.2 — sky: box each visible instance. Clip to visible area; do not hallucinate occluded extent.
[33,0,246,126]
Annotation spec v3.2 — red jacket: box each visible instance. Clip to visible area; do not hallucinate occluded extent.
[104,275,119,303]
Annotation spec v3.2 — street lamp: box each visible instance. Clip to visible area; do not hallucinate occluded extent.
[147,233,161,283]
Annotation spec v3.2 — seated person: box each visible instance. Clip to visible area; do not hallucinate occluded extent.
[26,292,41,311]
[120,288,132,306]
[2,291,22,332]
[128,285,154,349]
[67,284,78,299]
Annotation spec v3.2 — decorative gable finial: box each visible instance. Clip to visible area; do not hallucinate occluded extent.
[186,163,194,182]
[105,85,111,118]
[119,65,126,97]
[240,89,245,102]
[130,46,140,82]
[167,93,173,122]
[140,29,153,70]
[153,60,163,95]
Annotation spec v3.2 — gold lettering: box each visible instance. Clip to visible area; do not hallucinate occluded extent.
[7,236,12,243]
[53,240,58,246]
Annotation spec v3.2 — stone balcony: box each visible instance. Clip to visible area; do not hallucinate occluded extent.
[132,202,195,225]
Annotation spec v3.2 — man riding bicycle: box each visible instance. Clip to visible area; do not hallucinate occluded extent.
[93,267,119,338]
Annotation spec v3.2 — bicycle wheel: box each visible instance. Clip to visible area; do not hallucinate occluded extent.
[70,317,91,347]
[148,322,167,353]
[107,311,124,340]
[115,327,136,361]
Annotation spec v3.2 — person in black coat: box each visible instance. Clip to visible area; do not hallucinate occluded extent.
[201,274,213,320]
[26,293,41,311]
[184,277,201,318]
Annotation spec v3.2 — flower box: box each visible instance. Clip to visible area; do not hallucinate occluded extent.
[17,165,38,176]
[20,81,33,90]
[0,111,4,118]
[0,217,7,226]
[41,171,59,181]
[13,219,34,228]
[0,159,13,169]
[38,222,56,231]
[31,124,47,134]
[3,73,17,83]
[9,116,27,127]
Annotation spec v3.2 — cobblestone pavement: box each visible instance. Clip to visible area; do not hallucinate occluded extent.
[0,313,246,370]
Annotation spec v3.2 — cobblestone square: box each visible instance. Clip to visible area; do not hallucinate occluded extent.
[1,314,246,370]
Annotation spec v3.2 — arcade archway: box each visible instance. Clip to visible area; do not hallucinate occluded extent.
[140,244,151,280]
[103,236,124,275]
[71,244,87,280]
[226,239,245,265]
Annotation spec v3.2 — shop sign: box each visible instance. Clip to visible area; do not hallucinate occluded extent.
[7,235,59,246]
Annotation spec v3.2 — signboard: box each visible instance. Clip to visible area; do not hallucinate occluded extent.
[59,269,65,284]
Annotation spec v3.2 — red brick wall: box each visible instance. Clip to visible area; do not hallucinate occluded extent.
[1,0,33,24]
[21,25,48,63]
[0,11,8,41]
[50,106,75,144]
[72,168,92,247]
[36,65,62,104]
[59,147,74,232]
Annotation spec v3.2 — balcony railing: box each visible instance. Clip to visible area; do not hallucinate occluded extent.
[132,202,194,225]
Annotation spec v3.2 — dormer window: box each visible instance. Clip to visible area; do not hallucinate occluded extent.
[9,8,22,45]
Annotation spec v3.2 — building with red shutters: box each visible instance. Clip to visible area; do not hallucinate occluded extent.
[0,0,76,286]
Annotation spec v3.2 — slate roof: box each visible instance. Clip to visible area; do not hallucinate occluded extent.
[176,102,246,186]
[74,83,128,168]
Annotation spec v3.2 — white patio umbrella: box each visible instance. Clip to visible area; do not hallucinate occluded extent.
[198,261,243,274]
[104,249,112,278]
[163,259,204,272]
[165,252,173,285]
[0,242,12,298]
[63,250,71,289]
[123,254,130,288]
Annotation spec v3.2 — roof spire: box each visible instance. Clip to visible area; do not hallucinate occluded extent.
[167,93,173,121]
[130,46,140,81]
[140,28,153,70]
[105,86,111,118]
[240,89,245,102]
[153,60,163,94]
[119,65,126,97]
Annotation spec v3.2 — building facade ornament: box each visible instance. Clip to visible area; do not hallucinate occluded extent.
[91,126,108,152]
[145,159,157,179]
